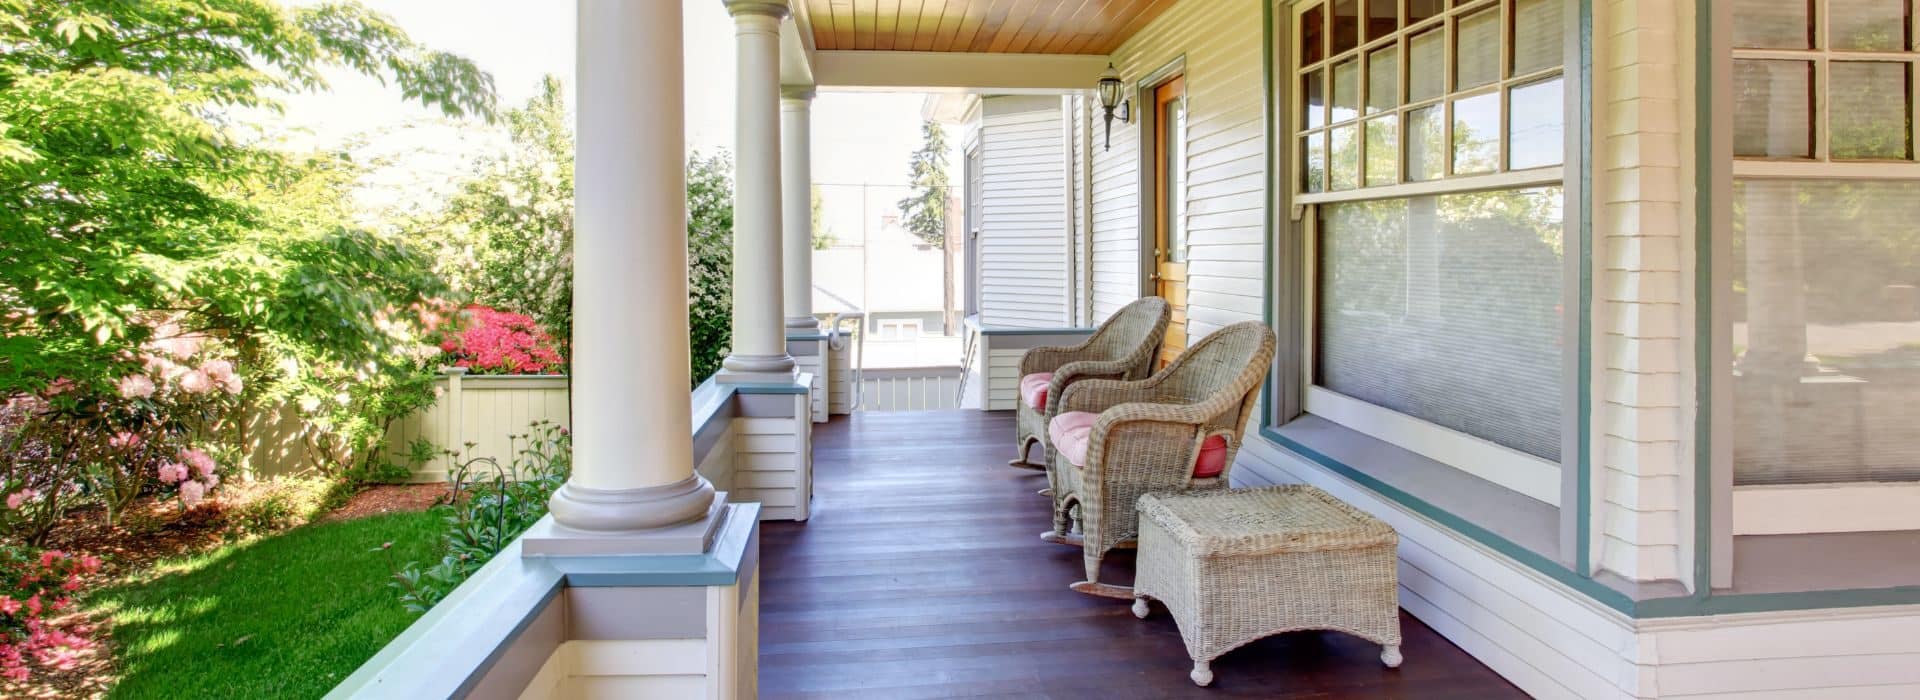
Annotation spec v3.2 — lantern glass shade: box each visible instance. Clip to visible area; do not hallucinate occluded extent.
[1097,65,1123,110]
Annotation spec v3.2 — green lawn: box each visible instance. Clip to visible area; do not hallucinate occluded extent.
[90,512,441,700]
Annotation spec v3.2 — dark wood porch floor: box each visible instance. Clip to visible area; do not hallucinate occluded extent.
[758,410,1527,699]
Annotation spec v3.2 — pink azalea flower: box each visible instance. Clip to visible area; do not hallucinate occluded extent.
[78,556,100,573]
[157,463,187,484]
[0,597,18,615]
[178,370,213,394]
[108,432,142,450]
[200,359,234,381]
[116,374,156,399]
[179,449,216,478]
[178,480,205,507]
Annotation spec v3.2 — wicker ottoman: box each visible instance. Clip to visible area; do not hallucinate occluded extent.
[1130,485,1403,686]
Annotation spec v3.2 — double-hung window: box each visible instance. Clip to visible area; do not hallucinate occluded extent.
[1726,0,1920,535]
[1288,0,1572,505]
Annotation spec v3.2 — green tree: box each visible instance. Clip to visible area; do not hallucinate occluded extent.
[416,76,575,350]
[896,120,956,330]
[687,152,735,385]
[810,185,834,250]
[0,0,496,396]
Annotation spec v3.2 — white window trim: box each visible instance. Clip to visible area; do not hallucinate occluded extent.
[1306,386,1562,503]
[1722,0,1920,536]
[1286,0,1575,505]
[1732,483,1920,535]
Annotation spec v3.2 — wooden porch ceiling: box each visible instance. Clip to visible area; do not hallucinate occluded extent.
[801,0,1181,54]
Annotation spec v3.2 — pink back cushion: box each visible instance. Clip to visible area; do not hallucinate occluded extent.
[1019,372,1054,411]
[1047,410,1230,478]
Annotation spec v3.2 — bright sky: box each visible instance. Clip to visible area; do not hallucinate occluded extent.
[271,0,936,191]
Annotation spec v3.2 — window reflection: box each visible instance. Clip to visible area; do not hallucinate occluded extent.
[1732,180,1920,484]
[1318,188,1566,460]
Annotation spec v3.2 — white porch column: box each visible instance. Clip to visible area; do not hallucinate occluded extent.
[548,0,712,532]
[719,0,798,381]
[782,87,818,331]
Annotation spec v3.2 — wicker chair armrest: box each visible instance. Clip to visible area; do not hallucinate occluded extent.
[1017,342,1102,377]
[1079,418,1207,493]
[1055,377,1168,416]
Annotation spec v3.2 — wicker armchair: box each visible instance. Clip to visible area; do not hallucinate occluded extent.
[1044,320,1278,598]
[1009,296,1169,471]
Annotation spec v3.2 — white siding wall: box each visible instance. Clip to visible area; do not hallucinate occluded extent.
[977,95,1073,329]
[1090,0,1269,334]
[1594,0,1691,583]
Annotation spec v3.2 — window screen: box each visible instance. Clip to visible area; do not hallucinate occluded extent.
[1732,180,1920,485]
[1316,187,1565,461]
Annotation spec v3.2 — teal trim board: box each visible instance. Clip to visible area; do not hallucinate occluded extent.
[1690,0,1716,602]
[785,332,829,342]
[1574,0,1595,579]
[1259,0,1277,424]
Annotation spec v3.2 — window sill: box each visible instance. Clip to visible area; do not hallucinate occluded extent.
[1730,531,1920,595]
[1267,415,1563,564]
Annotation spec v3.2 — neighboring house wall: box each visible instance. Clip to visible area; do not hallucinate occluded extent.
[1593,0,1693,585]
[1090,0,1268,337]
[977,95,1072,329]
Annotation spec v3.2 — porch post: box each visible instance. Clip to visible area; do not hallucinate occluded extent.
[719,0,799,381]
[782,86,818,331]
[547,0,713,532]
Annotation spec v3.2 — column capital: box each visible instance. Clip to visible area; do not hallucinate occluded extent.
[781,85,817,102]
[723,0,790,19]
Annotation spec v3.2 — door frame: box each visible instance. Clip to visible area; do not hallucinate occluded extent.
[1134,56,1188,299]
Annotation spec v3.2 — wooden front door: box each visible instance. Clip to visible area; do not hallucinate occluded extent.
[1152,76,1188,367]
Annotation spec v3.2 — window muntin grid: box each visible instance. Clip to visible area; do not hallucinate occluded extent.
[1731,0,1920,163]
[1294,0,1566,195]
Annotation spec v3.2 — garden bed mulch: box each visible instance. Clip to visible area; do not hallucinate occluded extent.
[4,482,450,699]
[322,483,451,522]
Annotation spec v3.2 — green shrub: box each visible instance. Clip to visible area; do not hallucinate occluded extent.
[385,421,569,613]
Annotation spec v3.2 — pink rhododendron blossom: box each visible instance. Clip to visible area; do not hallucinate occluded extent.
[179,449,216,478]
[200,359,234,381]
[0,597,16,615]
[441,306,566,374]
[42,378,74,396]
[203,473,220,489]
[116,374,156,399]
[157,463,187,484]
[221,374,243,395]
[178,480,205,507]
[108,431,142,450]
[178,370,213,394]
[4,490,30,510]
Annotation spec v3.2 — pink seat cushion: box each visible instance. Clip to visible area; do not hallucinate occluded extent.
[1047,411,1098,466]
[1047,410,1230,478]
[1019,372,1054,411]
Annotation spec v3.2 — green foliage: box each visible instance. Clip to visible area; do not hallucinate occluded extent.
[387,421,568,613]
[687,152,736,385]
[0,1,492,497]
[810,186,835,250]
[222,475,336,537]
[897,120,951,247]
[413,77,575,347]
[90,511,442,700]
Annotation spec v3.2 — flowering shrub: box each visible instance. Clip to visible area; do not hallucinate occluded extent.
[1,323,237,543]
[438,305,565,375]
[0,547,101,682]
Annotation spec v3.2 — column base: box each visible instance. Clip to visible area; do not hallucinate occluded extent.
[544,474,716,536]
[525,493,730,556]
[785,315,820,331]
[716,353,798,383]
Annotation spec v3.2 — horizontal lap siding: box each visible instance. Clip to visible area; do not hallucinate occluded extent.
[1093,0,1268,335]
[979,96,1071,329]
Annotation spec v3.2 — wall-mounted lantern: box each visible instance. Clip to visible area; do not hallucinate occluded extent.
[1096,63,1130,151]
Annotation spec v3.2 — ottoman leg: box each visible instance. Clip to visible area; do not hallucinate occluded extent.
[1190,660,1213,687]
[1131,597,1150,619]
[1381,645,1403,668]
